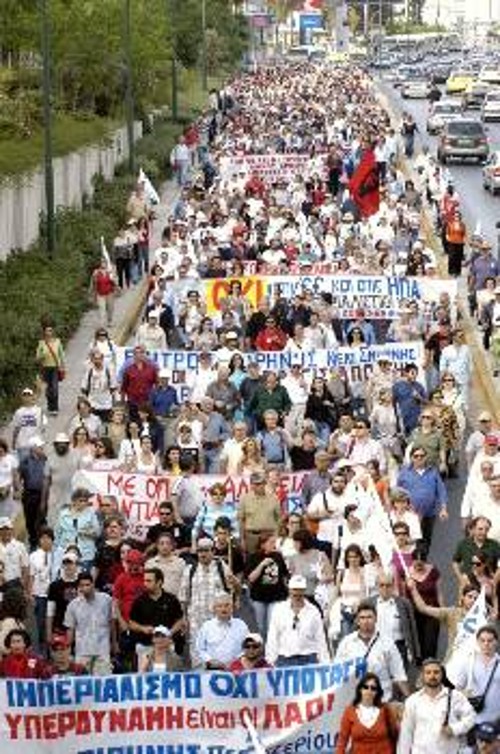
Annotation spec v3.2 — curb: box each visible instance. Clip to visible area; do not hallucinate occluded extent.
[113,280,149,347]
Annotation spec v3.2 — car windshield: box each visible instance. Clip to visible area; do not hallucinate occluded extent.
[447,121,484,136]
[436,104,461,113]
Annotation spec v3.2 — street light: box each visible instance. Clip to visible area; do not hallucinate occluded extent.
[40,0,55,258]
[124,0,135,175]
[202,0,208,91]
[168,0,179,122]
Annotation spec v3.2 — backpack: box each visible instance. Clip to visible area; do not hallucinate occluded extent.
[83,367,111,396]
[188,559,229,600]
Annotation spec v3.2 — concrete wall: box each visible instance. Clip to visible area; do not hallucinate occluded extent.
[0,121,142,260]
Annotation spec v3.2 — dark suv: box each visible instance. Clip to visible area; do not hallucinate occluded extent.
[437,118,489,164]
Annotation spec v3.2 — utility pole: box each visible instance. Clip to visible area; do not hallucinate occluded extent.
[168,0,178,121]
[40,0,55,257]
[202,0,208,91]
[124,0,135,175]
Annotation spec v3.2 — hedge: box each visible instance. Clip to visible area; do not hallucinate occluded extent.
[0,116,185,422]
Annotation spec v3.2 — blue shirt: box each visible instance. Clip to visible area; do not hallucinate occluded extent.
[150,385,178,417]
[396,465,448,517]
[392,379,427,434]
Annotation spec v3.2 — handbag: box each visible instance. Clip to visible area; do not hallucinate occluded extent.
[468,658,498,712]
[57,368,66,382]
[44,338,64,380]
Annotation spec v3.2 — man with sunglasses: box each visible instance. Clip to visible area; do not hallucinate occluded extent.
[46,551,80,646]
[230,633,271,672]
[145,501,190,555]
[398,658,475,753]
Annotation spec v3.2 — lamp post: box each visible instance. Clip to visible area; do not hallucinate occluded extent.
[40,0,55,257]
[202,0,208,91]
[168,0,178,121]
[124,0,135,175]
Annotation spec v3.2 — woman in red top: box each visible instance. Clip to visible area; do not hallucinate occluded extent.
[336,672,397,754]
[0,629,51,679]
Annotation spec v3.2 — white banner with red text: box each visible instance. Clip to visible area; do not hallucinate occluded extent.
[0,661,366,754]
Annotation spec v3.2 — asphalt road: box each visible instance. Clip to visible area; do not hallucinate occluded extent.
[377,77,495,614]
[379,76,500,250]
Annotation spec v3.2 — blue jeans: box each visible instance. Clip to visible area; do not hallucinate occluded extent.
[251,600,275,640]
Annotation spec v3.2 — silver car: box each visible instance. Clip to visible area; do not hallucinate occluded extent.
[483,151,500,193]
[481,90,500,121]
[426,99,463,134]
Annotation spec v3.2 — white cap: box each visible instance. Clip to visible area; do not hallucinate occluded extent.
[54,432,70,444]
[153,625,171,637]
[288,575,307,590]
[158,368,171,379]
[28,436,45,448]
[0,517,13,529]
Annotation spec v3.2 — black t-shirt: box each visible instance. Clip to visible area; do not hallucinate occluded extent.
[213,543,245,575]
[94,542,122,593]
[146,522,191,549]
[290,446,316,471]
[47,578,79,632]
[129,591,184,651]
[245,552,289,604]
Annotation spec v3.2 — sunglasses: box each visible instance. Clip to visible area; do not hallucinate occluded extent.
[292,616,300,630]
[362,684,378,691]
[472,560,482,566]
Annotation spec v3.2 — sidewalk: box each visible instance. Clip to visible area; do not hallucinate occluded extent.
[3,179,178,447]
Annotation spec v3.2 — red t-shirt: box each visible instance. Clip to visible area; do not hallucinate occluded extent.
[255,328,287,352]
[229,657,271,673]
[0,652,52,679]
[113,572,146,622]
[93,269,115,296]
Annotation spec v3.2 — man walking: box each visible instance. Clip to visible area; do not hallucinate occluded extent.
[398,658,475,753]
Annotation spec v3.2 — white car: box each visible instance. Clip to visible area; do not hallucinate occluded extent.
[481,90,500,121]
[479,66,500,85]
[482,150,500,194]
[426,99,463,134]
[401,79,431,99]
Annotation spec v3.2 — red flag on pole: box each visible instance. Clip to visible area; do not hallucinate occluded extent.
[349,147,380,218]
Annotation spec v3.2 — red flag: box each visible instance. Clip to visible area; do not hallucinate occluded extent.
[349,148,380,218]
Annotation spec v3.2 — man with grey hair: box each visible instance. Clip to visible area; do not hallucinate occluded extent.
[365,571,420,669]
[81,349,117,423]
[219,421,248,474]
[256,409,292,469]
[194,592,249,669]
[198,396,230,473]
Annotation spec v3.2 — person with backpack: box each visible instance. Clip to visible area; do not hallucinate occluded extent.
[179,537,237,665]
[80,349,117,424]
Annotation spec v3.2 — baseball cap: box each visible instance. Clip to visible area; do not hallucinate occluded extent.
[242,633,264,647]
[158,368,171,379]
[0,517,13,529]
[197,537,214,550]
[250,471,266,484]
[484,434,499,446]
[22,387,34,396]
[289,575,307,590]
[54,432,70,444]
[225,331,239,340]
[62,552,79,563]
[478,411,492,422]
[51,634,70,650]
[28,436,45,448]
[125,549,144,564]
[153,625,171,637]
[476,721,500,742]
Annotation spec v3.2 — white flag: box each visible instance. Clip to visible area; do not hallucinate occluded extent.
[138,167,160,206]
[447,588,489,682]
[100,236,112,271]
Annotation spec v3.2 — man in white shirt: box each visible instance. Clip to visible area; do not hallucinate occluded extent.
[307,473,349,547]
[266,575,330,667]
[219,422,247,474]
[12,388,47,460]
[449,625,500,729]
[282,365,310,441]
[398,658,475,754]
[335,602,409,701]
[0,517,29,591]
[194,592,248,670]
[136,311,168,352]
[465,413,496,469]
[145,533,186,598]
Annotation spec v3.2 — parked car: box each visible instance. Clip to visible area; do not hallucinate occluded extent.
[482,150,500,193]
[437,118,489,163]
[481,90,500,121]
[401,79,431,99]
[426,99,463,134]
[479,66,500,85]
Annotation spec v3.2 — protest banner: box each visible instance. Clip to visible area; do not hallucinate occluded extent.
[73,469,309,528]
[219,152,327,182]
[204,276,265,315]
[0,659,365,753]
[116,342,425,402]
